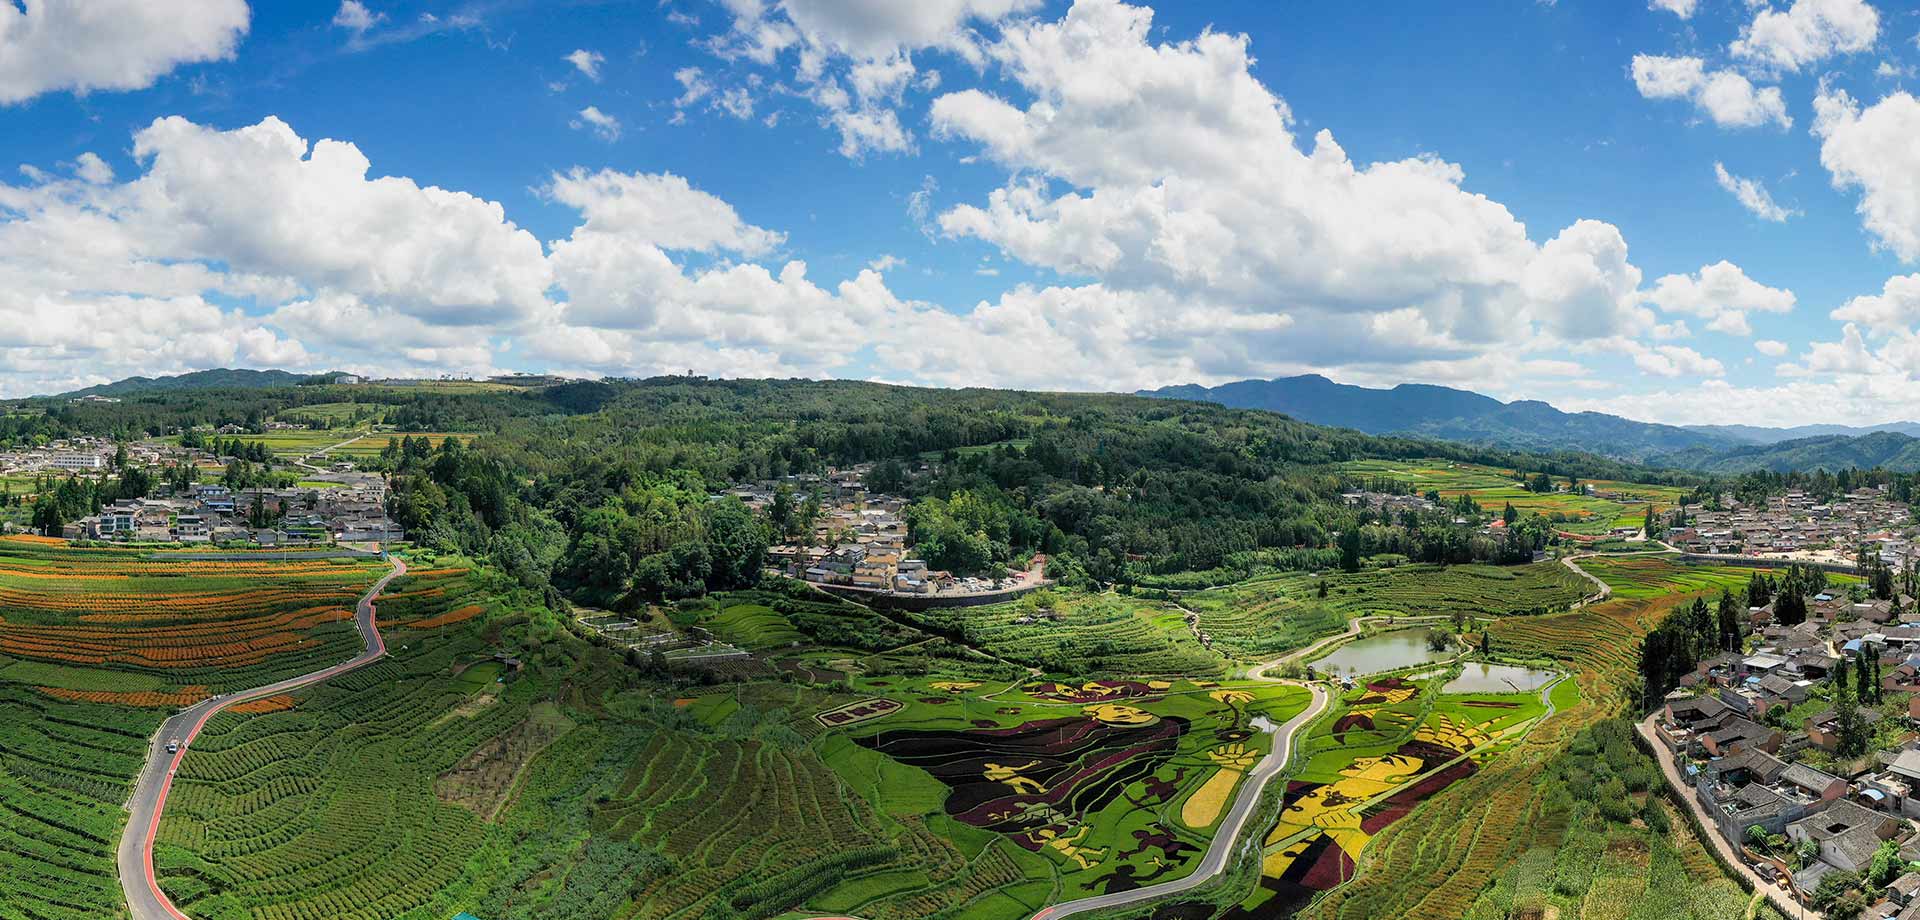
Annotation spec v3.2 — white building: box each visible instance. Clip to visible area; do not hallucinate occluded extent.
[50,453,105,470]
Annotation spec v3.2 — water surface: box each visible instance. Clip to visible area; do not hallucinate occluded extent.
[1312,627,1453,675]
[1443,662,1556,694]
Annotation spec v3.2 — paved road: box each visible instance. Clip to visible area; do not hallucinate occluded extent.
[1634,714,1814,919]
[116,555,407,920]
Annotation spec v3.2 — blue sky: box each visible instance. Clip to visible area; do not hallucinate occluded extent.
[5,0,1920,426]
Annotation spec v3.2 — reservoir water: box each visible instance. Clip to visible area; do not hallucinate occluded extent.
[1442,662,1556,694]
[1311,627,1453,676]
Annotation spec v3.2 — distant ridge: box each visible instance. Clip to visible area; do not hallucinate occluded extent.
[1683,421,1920,445]
[1141,375,1736,462]
[54,368,308,399]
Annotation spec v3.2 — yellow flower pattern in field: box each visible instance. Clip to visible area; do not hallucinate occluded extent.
[1083,703,1157,726]
[1265,752,1427,859]
[1181,742,1258,828]
[1415,713,1493,754]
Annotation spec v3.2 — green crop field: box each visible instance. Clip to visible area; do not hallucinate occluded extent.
[0,686,163,919]
[154,593,526,920]
[1457,719,1780,920]
[908,590,1226,676]
[0,538,383,920]
[1572,554,1857,601]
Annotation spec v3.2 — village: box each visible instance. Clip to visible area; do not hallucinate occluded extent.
[1,433,405,547]
[1662,486,1918,565]
[1654,578,1920,916]
[729,463,1047,602]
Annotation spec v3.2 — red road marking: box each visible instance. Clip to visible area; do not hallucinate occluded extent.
[137,556,402,920]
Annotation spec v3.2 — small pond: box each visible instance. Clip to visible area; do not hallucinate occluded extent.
[1442,662,1557,694]
[1311,627,1454,676]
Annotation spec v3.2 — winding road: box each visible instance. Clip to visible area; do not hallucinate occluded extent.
[1027,681,1331,920]
[115,554,407,920]
[1021,617,1398,920]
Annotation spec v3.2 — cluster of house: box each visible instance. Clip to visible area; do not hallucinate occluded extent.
[1339,490,1441,516]
[1654,590,1920,906]
[732,466,1038,597]
[62,477,402,546]
[1665,487,1915,561]
[0,437,171,476]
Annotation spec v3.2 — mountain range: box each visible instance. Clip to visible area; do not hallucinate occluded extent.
[1142,375,1920,473]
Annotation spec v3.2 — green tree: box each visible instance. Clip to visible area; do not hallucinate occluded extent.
[1716,589,1741,653]
[1338,528,1362,574]
[703,497,770,590]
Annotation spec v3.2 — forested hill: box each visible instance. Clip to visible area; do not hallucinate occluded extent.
[6,375,1702,597]
[54,368,312,398]
[1140,374,1737,461]
[1649,430,1920,473]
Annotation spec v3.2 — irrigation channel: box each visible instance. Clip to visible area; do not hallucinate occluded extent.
[115,555,408,920]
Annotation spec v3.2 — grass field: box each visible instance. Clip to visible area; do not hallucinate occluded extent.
[165,429,479,460]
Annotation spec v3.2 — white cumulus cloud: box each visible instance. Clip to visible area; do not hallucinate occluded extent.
[1814,87,1920,261]
[1731,0,1878,74]
[1630,54,1792,129]
[0,0,249,105]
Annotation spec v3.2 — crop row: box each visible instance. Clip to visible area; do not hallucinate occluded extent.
[593,725,893,920]
[156,617,516,920]
[910,592,1224,676]
[0,686,165,920]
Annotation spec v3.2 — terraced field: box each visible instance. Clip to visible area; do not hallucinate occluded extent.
[0,538,385,920]
[1291,565,1774,920]
[909,592,1225,676]
[154,585,517,920]
[0,686,162,919]
[1225,673,1549,920]
[0,537,385,698]
[1457,721,1777,920]
[1183,562,1590,661]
